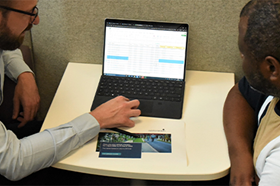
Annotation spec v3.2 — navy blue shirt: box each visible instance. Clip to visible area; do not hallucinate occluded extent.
[238,77,269,124]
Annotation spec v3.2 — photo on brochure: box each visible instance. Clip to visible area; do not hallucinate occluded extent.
[96,132,172,153]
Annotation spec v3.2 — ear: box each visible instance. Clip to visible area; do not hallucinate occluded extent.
[263,56,280,82]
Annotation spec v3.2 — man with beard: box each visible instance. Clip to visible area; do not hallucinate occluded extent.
[0,1,40,134]
[0,0,141,183]
[224,0,280,185]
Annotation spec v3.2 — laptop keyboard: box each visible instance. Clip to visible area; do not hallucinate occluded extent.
[96,76,184,102]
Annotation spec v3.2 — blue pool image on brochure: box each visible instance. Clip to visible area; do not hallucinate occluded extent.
[96,132,172,153]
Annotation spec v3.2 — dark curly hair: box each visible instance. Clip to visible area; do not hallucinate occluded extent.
[240,0,280,63]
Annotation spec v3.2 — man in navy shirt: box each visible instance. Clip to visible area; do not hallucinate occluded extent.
[224,0,280,185]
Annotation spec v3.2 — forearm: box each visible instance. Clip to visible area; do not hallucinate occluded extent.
[0,113,100,181]
[13,72,40,126]
[223,83,257,185]
[46,113,100,162]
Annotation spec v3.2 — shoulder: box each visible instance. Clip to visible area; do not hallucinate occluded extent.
[238,77,270,117]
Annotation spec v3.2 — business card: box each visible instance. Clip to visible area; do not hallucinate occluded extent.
[99,142,142,158]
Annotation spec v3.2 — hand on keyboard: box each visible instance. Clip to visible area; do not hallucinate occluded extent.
[90,96,141,129]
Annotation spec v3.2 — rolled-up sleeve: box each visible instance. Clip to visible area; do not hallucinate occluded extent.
[2,49,32,82]
[0,113,100,181]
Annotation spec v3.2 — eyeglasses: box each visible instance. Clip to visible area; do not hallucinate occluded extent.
[0,6,38,24]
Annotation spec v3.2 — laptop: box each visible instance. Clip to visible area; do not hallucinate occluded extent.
[91,19,189,119]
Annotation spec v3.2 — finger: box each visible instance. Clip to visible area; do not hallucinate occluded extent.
[128,109,141,117]
[23,107,33,123]
[19,108,35,128]
[29,104,39,121]
[17,117,28,128]
[116,95,130,102]
[120,119,135,128]
[20,110,35,121]
[12,98,20,119]
[29,107,36,120]
[123,97,130,101]
[18,121,28,128]
[127,99,140,108]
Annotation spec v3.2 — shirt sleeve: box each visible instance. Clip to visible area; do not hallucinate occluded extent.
[2,49,33,82]
[0,113,100,181]
[257,137,280,186]
[238,77,268,116]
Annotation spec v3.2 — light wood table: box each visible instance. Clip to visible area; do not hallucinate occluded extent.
[41,62,234,181]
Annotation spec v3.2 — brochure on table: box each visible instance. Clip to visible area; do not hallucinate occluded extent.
[92,117,187,168]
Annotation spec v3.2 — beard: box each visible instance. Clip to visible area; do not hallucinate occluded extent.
[0,19,32,50]
[246,69,280,98]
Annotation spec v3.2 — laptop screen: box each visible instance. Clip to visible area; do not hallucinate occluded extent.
[103,19,189,81]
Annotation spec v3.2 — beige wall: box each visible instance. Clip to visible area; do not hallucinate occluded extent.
[31,0,248,119]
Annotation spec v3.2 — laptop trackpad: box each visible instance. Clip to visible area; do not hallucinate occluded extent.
[138,101,153,114]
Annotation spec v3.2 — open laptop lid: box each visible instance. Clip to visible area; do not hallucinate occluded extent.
[102,19,189,81]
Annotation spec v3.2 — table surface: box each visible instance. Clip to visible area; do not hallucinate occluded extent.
[41,62,234,181]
